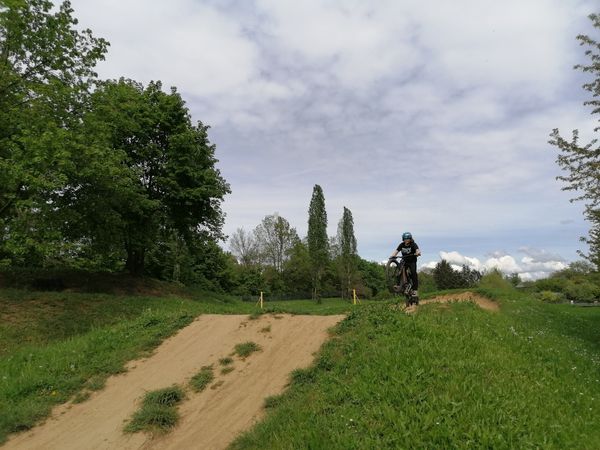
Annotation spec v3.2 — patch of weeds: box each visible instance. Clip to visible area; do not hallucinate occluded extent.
[190,366,214,392]
[234,341,262,358]
[72,391,91,404]
[290,367,317,386]
[264,394,283,409]
[221,366,234,375]
[86,375,106,391]
[248,312,262,320]
[219,357,233,366]
[124,385,185,434]
[260,325,271,333]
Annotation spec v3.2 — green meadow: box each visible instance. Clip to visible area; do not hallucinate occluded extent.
[233,288,600,449]
[1,287,600,448]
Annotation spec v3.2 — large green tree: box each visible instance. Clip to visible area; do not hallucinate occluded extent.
[0,0,107,219]
[0,0,108,265]
[60,79,230,275]
[549,13,600,268]
[307,184,328,301]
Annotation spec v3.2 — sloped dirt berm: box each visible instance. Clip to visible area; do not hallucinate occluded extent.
[4,313,344,450]
[405,292,500,313]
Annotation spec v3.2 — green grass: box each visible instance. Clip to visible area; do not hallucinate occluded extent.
[190,366,215,392]
[0,288,252,356]
[265,298,364,315]
[221,366,235,375]
[232,289,600,449]
[124,385,185,433]
[234,342,262,358]
[219,357,234,366]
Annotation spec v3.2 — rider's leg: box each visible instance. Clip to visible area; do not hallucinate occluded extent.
[407,261,418,296]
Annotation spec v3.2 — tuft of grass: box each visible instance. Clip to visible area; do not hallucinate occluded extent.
[221,366,234,375]
[219,357,233,366]
[124,385,185,434]
[234,341,262,358]
[71,391,91,404]
[260,325,271,333]
[264,395,283,409]
[190,366,214,392]
[143,386,185,407]
[248,312,262,320]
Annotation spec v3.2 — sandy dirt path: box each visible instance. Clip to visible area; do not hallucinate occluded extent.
[4,313,344,450]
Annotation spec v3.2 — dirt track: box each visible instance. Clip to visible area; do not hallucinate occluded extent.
[4,313,344,450]
[405,292,500,313]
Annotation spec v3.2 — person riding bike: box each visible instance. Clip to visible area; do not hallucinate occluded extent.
[389,232,421,299]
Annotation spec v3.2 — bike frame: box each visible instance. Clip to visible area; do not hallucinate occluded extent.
[386,255,418,306]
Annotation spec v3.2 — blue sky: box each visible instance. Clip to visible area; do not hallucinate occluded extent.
[70,0,598,279]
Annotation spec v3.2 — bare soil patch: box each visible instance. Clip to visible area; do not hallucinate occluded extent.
[4,313,344,450]
[405,292,499,313]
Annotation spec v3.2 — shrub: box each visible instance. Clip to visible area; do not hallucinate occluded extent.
[190,366,214,392]
[479,269,513,290]
[538,290,563,303]
[234,341,261,358]
[564,281,600,303]
[534,277,566,293]
[124,385,185,433]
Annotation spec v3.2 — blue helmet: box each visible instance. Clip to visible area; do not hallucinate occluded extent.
[402,232,412,240]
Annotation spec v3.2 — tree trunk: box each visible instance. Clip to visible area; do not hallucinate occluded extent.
[126,246,145,276]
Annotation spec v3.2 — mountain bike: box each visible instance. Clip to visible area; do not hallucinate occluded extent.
[386,255,419,307]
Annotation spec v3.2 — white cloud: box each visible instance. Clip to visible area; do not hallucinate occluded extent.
[425,248,568,280]
[67,0,597,264]
[73,0,261,96]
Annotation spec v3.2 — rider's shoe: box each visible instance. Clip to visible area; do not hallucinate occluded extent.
[411,290,418,297]
[393,285,401,293]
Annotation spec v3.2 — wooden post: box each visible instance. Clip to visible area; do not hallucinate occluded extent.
[255,291,264,309]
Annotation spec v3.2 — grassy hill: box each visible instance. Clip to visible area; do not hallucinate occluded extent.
[0,285,353,444]
[232,288,600,449]
[1,284,600,448]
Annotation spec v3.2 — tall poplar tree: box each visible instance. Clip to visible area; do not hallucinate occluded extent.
[549,13,600,268]
[337,207,358,299]
[307,184,328,301]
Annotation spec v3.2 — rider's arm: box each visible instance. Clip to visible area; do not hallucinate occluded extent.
[390,249,399,258]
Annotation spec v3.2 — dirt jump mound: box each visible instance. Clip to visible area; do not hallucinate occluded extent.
[4,313,344,450]
[405,292,499,313]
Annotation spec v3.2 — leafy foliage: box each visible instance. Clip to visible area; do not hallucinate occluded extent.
[549,14,600,268]
[0,0,108,265]
[432,260,482,290]
[254,214,299,273]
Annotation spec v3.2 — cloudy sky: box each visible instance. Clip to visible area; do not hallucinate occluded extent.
[69,0,598,280]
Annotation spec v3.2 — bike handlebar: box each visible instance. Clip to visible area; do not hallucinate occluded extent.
[389,254,420,260]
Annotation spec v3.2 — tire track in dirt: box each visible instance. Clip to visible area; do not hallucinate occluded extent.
[3,314,344,450]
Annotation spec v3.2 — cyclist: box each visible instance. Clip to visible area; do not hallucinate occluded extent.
[389,232,421,299]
